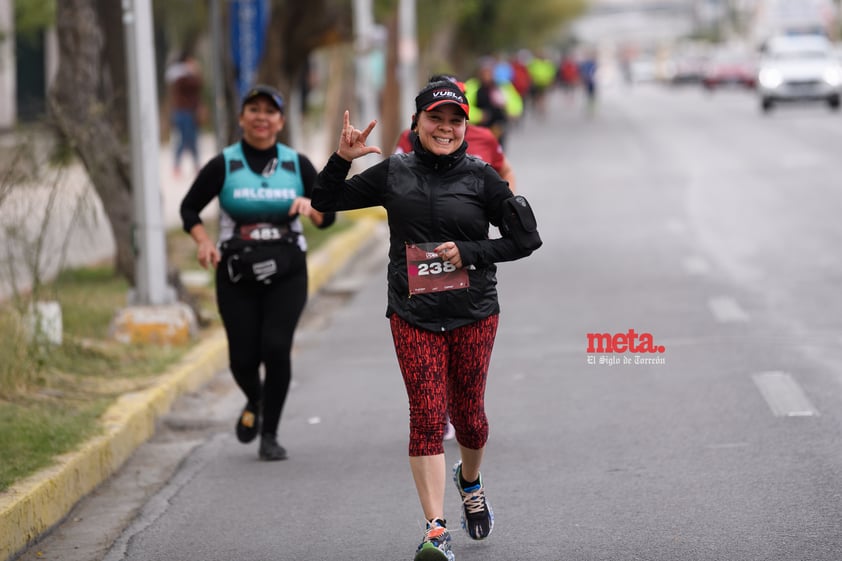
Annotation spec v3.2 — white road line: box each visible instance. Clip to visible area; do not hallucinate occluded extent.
[682,255,710,276]
[752,371,819,417]
[708,296,750,323]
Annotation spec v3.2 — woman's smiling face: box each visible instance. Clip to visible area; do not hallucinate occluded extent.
[239,96,284,149]
[415,104,467,156]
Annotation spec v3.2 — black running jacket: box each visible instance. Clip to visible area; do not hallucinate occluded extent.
[313,138,534,332]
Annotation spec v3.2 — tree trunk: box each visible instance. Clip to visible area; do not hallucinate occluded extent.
[257,0,351,145]
[49,0,136,283]
[321,45,356,159]
[95,0,129,141]
[380,12,401,154]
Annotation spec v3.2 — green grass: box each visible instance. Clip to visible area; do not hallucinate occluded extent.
[0,216,355,492]
[0,400,108,490]
[0,266,188,492]
[53,267,130,339]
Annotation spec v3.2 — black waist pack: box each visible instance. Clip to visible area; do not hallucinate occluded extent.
[500,195,542,252]
[221,233,305,285]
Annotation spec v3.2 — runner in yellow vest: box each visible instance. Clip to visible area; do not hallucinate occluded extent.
[527,55,557,114]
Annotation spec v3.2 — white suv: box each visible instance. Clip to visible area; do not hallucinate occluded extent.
[757,34,842,112]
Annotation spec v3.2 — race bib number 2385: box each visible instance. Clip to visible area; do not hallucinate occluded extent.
[406,242,470,296]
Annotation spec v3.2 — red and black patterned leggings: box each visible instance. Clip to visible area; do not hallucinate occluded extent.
[389,314,499,457]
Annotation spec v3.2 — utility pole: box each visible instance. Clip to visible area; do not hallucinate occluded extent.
[0,0,15,130]
[209,0,227,151]
[398,0,418,117]
[353,0,381,154]
[109,0,196,346]
[121,0,173,305]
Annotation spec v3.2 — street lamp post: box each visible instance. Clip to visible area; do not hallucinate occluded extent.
[209,0,228,152]
[121,0,173,305]
[353,0,381,153]
[108,0,198,346]
[398,0,418,117]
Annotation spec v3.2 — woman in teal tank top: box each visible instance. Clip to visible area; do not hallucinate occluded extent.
[180,85,336,461]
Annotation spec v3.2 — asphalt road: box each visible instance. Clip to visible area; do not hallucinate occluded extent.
[19,82,842,561]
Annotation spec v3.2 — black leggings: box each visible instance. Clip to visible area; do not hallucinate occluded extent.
[216,263,308,437]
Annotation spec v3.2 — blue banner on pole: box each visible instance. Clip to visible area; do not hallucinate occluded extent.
[230,0,269,102]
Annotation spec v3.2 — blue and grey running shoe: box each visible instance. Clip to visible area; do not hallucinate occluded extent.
[414,518,455,561]
[452,461,494,540]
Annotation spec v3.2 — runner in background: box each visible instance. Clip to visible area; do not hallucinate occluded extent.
[165,51,204,177]
[180,85,336,462]
[509,51,533,118]
[578,48,599,116]
[559,53,580,106]
[527,51,558,116]
[464,59,510,146]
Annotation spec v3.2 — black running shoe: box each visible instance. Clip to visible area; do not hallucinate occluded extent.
[258,433,288,461]
[452,461,494,540]
[235,402,260,443]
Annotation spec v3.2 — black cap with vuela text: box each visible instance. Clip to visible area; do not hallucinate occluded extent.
[414,81,469,118]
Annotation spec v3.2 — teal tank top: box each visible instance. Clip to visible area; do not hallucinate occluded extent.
[218,142,304,224]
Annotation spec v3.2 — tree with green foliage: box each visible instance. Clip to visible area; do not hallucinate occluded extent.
[13,0,54,45]
[456,0,586,56]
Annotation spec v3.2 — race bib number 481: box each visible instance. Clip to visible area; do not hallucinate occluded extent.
[406,242,470,295]
[239,223,283,242]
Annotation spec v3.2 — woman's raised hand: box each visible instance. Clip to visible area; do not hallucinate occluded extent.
[337,110,382,161]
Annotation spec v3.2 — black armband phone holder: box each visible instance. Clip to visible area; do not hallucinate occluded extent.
[501,195,542,252]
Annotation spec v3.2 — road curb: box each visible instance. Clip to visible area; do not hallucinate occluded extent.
[0,217,381,561]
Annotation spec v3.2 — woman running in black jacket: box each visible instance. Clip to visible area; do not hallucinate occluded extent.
[312,80,539,561]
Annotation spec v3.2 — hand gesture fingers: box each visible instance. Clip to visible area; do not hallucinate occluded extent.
[338,110,382,161]
[342,110,352,146]
[358,118,377,145]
